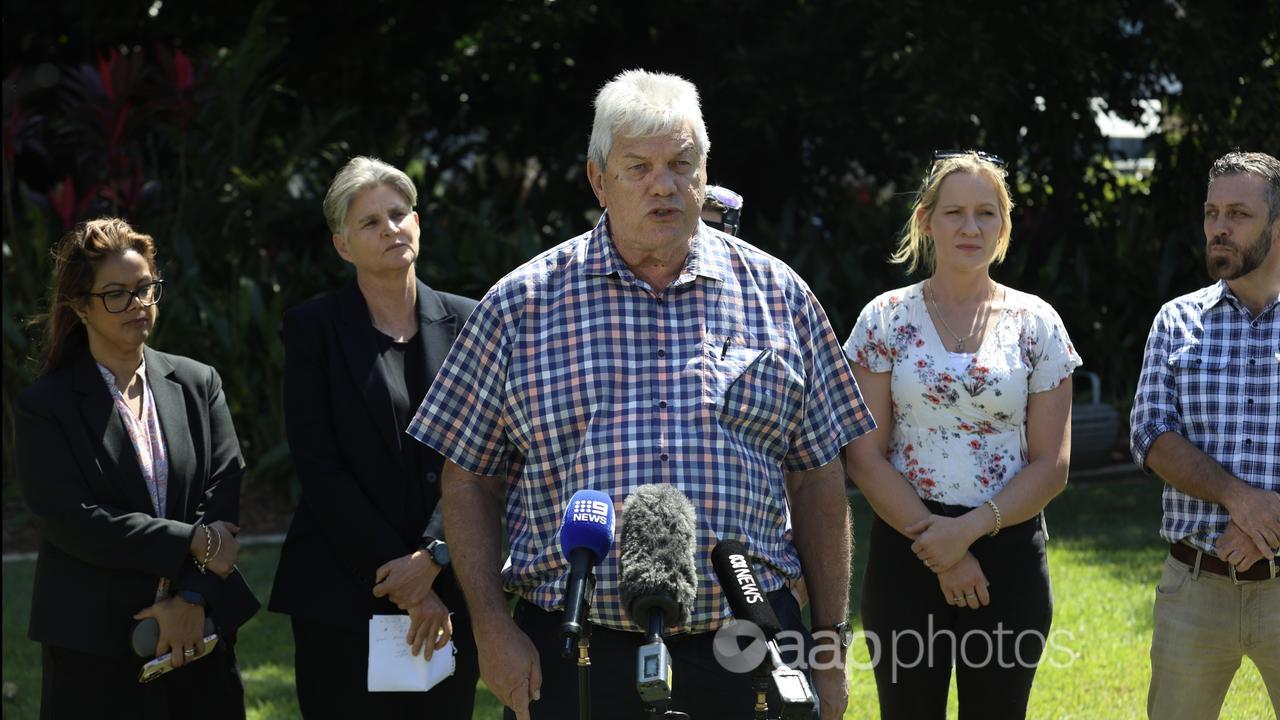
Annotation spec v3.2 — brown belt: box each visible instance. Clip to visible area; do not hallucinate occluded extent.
[1170,542,1278,582]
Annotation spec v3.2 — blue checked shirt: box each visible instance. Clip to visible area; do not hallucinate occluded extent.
[1130,280,1280,553]
[407,214,874,632]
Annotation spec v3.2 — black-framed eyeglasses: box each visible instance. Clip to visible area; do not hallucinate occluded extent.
[932,149,1008,168]
[83,280,165,313]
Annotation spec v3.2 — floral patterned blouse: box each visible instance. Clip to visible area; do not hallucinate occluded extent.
[844,282,1082,507]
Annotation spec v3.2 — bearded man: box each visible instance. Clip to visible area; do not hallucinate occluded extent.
[1130,150,1280,719]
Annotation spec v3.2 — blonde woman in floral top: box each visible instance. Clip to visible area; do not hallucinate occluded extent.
[844,151,1081,720]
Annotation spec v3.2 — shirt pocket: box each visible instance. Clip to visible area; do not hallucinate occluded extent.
[708,344,804,462]
[1168,345,1235,443]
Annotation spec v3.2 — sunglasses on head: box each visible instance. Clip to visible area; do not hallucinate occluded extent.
[932,149,1008,168]
[706,185,744,211]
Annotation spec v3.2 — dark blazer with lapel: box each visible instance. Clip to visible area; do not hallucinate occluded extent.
[269,277,477,631]
[15,347,258,657]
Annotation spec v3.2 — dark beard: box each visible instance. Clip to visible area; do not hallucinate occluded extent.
[1206,226,1273,280]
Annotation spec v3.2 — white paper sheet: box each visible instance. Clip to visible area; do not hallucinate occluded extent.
[367,614,456,692]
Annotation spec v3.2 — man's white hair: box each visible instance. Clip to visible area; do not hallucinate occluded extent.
[587,69,710,169]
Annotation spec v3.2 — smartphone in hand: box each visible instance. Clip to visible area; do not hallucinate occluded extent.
[137,634,219,683]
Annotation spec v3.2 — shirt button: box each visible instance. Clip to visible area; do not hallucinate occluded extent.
[657,349,666,358]
[660,453,669,461]
[1243,439,1252,445]
[658,400,668,408]
[1248,398,1255,404]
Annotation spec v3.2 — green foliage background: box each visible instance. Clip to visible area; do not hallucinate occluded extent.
[4,0,1278,491]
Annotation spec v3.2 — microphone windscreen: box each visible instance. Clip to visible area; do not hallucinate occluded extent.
[712,539,782,637]
[559,489,615,563]
[618,484,698,626]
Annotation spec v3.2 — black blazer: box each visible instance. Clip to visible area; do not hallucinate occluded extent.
[15,347,259,657]
[269,278,477,631]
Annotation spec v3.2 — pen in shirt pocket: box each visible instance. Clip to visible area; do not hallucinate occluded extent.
[720,335,732,360]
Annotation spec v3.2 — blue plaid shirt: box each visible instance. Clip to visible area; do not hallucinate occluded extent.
[1130,280,1280,553]
[407,214,874,632]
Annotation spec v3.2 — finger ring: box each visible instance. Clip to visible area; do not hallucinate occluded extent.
[952,595,964,604]
[183,648,196,656]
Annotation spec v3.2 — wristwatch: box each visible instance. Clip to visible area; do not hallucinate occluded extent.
[419,537,451,568]
[811,621,852,651]
[176,589,206,608]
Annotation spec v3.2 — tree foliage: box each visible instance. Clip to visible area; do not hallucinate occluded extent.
[4,0,1277,488]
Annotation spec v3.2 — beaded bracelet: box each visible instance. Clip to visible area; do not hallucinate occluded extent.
[985,500,1003,537]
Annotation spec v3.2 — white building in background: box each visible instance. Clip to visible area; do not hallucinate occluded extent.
[1091,97,1161,175]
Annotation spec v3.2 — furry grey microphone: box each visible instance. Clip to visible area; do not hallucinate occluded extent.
[619,483,699,631]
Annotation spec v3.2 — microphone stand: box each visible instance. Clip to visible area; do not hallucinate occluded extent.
[751,664,770,720]
[577,622,591,720]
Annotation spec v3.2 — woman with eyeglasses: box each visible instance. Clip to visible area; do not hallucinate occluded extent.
[844,151,1081,719]
[16,217,258,718]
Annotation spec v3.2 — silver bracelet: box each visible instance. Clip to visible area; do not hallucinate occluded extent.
[194,524,213,573]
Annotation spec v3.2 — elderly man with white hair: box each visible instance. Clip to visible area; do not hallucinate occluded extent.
[408,69,873,719]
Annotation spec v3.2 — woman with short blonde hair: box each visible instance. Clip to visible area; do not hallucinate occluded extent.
[270,156,480,717]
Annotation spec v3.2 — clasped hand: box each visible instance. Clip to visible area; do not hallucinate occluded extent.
[133,595,206,668]
[188,520,240,578]
[936,552,991,609]
[406,592,453,660]
[1215,521,1270,571]
[372,550,442,609]
[1223,486,1280,561]
[906,513,978,572]
[905,515,992,609]
[373,552,452,658]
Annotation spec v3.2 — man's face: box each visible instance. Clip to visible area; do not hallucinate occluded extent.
[587,125,706,253]
[1203,173,1276,281]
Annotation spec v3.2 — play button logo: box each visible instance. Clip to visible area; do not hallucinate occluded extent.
[712,619,768,674]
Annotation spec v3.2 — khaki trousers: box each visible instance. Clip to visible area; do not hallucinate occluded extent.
[1148,554,1280,719]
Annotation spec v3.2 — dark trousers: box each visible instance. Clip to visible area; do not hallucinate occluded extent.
[40,637,244,720]
[291,613,479,718]
[861,505,1053,720]
[507,590,813,720]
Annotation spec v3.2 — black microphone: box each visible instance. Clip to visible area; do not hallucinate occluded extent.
[712,539,815,720]
[618,484,698,706]
[559,489,616,658]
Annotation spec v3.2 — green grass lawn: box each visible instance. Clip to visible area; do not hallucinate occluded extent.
[844,478,1271,720]
[3,479,1272,719]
